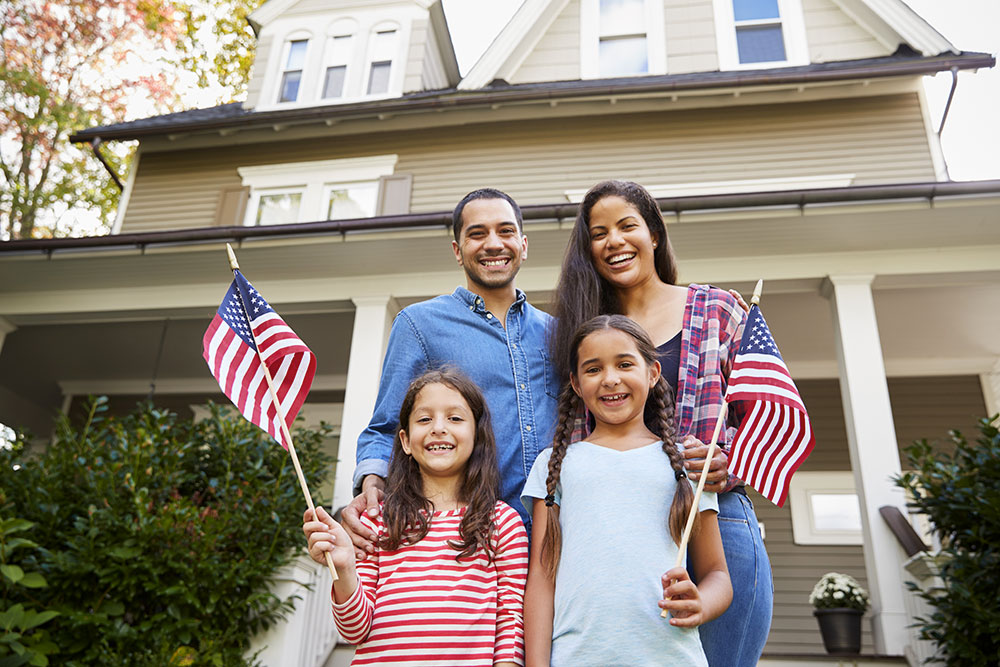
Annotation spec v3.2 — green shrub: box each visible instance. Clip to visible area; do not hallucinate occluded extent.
[1,516,60,667]
[895,415,1000,666]
[0,397,333,666]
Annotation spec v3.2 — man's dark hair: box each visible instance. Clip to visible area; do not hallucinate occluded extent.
[451,188,523,240]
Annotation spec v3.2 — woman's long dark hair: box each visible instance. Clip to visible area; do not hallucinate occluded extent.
[380,367,501,561]
[550,180,679,384]
[540,315,691,577]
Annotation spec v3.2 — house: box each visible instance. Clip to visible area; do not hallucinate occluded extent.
[1,0,998,664]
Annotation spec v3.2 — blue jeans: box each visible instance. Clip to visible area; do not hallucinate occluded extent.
[699,490,773,667]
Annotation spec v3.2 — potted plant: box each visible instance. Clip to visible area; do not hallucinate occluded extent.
[809,572,870,655]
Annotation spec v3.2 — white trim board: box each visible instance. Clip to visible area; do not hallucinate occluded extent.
[564,174,855,202]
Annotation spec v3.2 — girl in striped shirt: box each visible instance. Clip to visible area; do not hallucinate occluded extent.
[303,368,529,666]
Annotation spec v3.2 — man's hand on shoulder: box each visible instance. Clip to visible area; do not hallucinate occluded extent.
[340,475,385,559]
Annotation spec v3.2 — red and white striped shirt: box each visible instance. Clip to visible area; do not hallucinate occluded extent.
[333,501,528,666]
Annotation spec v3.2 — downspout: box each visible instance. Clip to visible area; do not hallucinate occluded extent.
[937,66,960,135]
[89,137,124,191]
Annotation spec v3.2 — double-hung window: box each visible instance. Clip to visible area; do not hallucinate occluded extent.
[365,28,398,95]
[581,0,666,79]
[278,39,309,103]
[323,34,353,99]
[714,0,808,69]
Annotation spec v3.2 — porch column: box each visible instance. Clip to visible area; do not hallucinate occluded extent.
[332,296,397,511]
[822,275,909,656]
[980,360,1000,418]
[0,317,15,356]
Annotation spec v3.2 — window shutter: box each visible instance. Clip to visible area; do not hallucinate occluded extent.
[375,174,412,216]
[215,186,250,227]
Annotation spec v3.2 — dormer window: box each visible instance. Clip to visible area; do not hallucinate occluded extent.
[581,0,666,79]
[323,35,353,99]
[713,0,808,69]
[365,27,399,95]
[279,39,309,103]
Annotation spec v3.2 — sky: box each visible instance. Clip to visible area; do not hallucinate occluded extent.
[442,0,1000,181]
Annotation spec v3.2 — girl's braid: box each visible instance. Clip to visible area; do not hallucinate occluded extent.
[652,377,694,544]
[540,382,580,576]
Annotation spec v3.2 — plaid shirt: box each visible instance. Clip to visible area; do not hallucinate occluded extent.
[571,284,748,491]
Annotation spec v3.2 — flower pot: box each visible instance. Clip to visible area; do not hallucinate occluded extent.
[813,608,863,655]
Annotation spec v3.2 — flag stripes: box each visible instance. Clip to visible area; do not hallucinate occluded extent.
[202,270,315,447]
[726,305,814,506]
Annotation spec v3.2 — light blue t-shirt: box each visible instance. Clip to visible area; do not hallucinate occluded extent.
[522,440,718,667]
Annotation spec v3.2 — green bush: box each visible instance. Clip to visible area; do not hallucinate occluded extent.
[1,516,60,667]
[895,415,1000,666]
[0,397,333,666]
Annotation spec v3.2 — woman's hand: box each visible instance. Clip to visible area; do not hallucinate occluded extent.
[729,289,750,313]
[303,506,356,570]
[681,434,729,492]
[659,567,707,627]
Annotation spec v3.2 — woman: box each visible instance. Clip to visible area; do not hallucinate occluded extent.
[549,180,772,667]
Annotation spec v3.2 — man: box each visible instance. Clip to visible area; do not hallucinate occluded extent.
[341,188,558,557]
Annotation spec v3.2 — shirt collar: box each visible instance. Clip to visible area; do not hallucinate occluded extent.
[452,286,526,314]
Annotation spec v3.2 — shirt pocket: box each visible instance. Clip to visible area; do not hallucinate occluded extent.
[540,349,561,400]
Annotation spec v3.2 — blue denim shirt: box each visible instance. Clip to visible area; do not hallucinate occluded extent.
[354,286,559,529]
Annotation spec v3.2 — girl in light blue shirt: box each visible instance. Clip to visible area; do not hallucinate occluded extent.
[522,315,732,666]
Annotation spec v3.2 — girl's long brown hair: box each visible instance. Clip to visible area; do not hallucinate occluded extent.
[380,367,501,562]
[540,315,694,576]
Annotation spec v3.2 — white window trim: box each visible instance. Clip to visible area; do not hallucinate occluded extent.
[580,0,667,79]
[276,31,314,105]
[788,471,863,546]
[238,155,398,226]
[563,173,855,202]
[712,0,809,71]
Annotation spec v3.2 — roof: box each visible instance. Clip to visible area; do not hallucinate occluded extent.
[70,51,994,143]
[4,178,999,254]
[458,0,958,89]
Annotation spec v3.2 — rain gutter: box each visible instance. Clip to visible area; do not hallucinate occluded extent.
[3,179,999,255]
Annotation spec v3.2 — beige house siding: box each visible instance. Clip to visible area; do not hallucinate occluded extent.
[803,0,890,63]
[120,94,934,233]
[664,0,719,74]
[760,375,986,656]
[508,0,581,85]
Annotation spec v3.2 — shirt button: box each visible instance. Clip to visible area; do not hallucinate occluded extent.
[486,313,493,319]
[526,425,532,432]
[520,383,525,389]
[512,344,517,350]
[469,306,474,311]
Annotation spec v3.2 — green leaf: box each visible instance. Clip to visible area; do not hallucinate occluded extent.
[19,610,58,631]
[1,564,24,584]
[0,654,33,667]
[0,538,38,559]
[101,601,125,617]
[17,573,47,589]
[0,519,33,535]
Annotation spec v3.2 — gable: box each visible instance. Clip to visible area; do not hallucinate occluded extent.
[461,0,954,89]
[804,0,890,62]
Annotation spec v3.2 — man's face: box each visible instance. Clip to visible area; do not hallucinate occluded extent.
[452,198,528,291]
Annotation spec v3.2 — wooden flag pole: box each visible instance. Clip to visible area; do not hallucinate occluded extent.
[661,279,762,618]
[226,244,339,582]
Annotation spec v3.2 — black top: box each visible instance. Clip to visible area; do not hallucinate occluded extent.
[656,330,682,396]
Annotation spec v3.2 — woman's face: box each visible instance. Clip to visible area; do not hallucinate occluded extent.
[586,195,659,292]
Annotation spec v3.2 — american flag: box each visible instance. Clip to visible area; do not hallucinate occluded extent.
[202,270,315,448]
[726,304,814,506]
